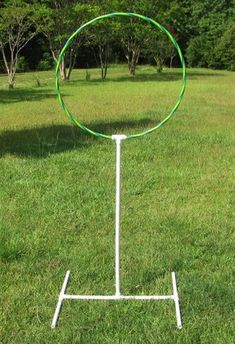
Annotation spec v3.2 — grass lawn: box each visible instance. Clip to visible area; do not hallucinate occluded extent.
[0,66,234,343]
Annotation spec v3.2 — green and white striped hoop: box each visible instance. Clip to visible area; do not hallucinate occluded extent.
[56,12,186,139]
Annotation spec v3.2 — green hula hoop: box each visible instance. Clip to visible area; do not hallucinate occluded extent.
[56,12,186,140]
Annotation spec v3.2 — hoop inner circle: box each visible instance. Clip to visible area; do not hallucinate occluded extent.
[56,12,186,139]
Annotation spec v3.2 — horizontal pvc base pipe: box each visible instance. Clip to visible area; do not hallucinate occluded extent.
[63,294,174,300]
[51,271,182,329]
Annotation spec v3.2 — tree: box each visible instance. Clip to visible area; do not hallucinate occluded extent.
[85,16,115,80]
[83,0,117,80]
[214,21,235,70]
[86,24,112,80]
[118,18,147,76]
[143,25,180,73]
[112,0,156,76]
[0,0,42,88]
[186,36,208,68]
[39,0,97,81]
[186,0,234,69]
[115,0,185,75]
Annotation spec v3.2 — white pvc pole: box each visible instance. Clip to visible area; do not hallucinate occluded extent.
[112,135,127,297]
[115,138,121,297]
[172,271,182,329]
[51,270,70,328]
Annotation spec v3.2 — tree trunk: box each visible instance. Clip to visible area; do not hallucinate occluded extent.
[129,61,136,76]
[7,63,16,89]
[103,46,108,79]
[66,48,77,80]
[98,45,108,80]
[123,40,140,76]
[8,73,15,89]
[129,48,140,76]
[154,56,164,73]
[58,58,67,81]
[7,64,16,89]
[104,64,108,79]
[50,47,68,81]
[50,40,80,81]
[1,44,16,88]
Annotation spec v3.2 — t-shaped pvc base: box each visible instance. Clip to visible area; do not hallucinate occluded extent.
[51,135,182,329]
[51,270,182,329]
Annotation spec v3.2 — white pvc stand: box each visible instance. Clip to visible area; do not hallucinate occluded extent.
[51,135,182,329]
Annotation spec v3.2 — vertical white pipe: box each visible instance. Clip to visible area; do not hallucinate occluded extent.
[112,135,126,297]
[172,271,182,329]
[51,270,70,328]
[115,138,121,297]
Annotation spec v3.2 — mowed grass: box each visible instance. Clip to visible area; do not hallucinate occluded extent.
[0,66,234,343]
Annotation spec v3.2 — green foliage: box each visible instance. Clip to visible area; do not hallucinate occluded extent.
[187,36,208,68]
[214,21,235,71]
[37,52,54,71]
[1,0,234,79]
[16,56,29,72]
[0,0,42,46]
[186,0,235,70]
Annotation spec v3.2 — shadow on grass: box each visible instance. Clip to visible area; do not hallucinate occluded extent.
[68,70,225,86]
[68,72,182,85]
[0,118,155,158]
[0,70,225,101]
[0,88,57,104]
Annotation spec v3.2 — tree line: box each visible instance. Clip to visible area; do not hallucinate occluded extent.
[0,0,234,88]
